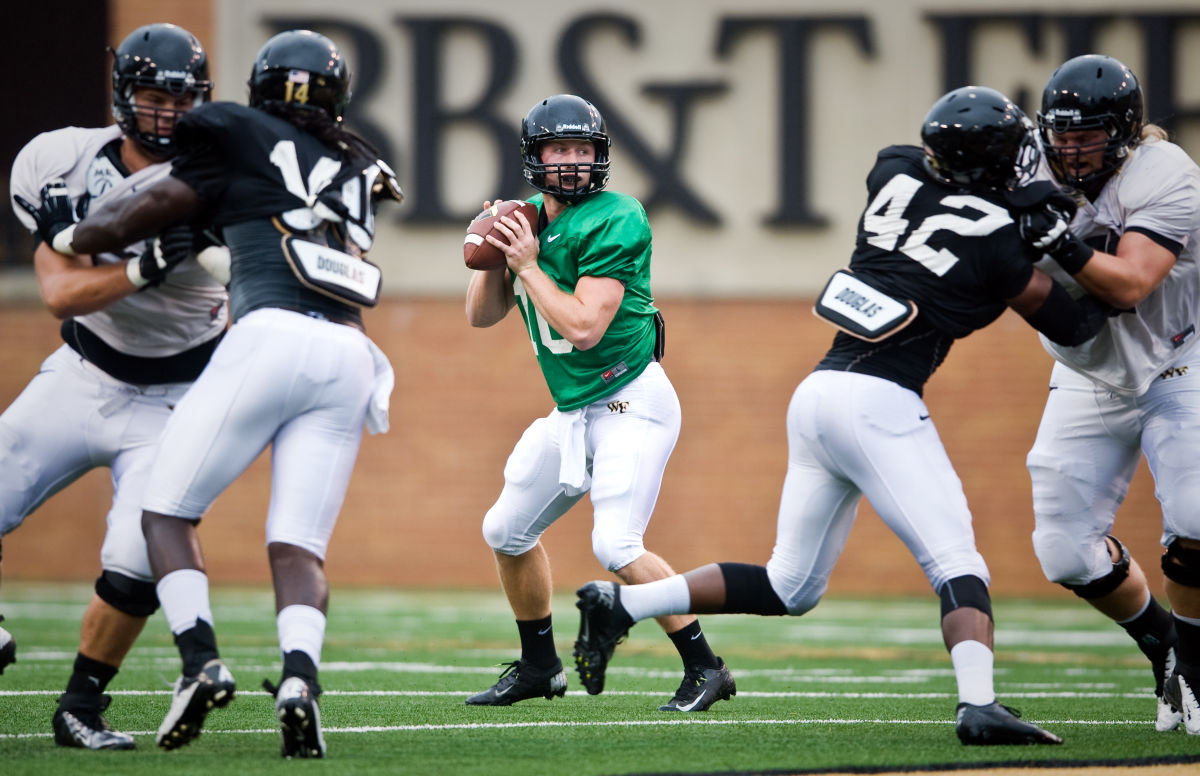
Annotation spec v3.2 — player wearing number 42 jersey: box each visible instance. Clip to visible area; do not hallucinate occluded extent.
[574,86,1110,745]
[464,93,735,713]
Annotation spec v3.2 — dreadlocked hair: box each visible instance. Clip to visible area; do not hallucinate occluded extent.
[258,102,380,164]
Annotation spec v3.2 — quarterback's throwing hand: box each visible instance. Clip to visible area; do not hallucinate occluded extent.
[13,178,78,253]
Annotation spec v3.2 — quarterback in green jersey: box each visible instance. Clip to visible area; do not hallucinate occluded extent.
[463,94,735,712]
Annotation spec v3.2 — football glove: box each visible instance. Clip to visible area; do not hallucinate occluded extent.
[1018,200,1094,274]
[126,224,194,289]
[12,178,79,255]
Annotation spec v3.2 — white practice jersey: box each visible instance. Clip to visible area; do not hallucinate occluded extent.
[1038,139,1200,394]
[10,125,228,357]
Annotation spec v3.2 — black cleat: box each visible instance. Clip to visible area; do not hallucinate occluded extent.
[0,615,14,676]
[1163,668,1200,735]
[955,701,1062,745]
[265,676,326,758]
[466,659,567,706]
[155,659,236,750]
[52,692,136,750]
[573,581,634,695]
[658,659,736,712]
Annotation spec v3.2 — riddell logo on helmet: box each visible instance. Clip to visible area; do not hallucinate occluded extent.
[156,70,196,84]
[1051,109,1082,120]
[555,123,588,132]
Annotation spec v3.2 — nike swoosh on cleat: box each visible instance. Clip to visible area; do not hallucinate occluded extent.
[674,693,707,712]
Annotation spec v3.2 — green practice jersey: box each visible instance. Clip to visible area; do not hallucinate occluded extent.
[512,191,659,410]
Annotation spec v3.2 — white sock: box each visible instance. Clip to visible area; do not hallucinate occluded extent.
[619,575,691,622]
[156,569,213,635]
[277,604,326,666]
[950,639,995,706]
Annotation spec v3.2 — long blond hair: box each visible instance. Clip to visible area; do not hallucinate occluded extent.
[1140,123,1169,144]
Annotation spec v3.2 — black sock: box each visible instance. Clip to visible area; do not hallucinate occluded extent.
[668,620,720,670]
[174,619,220,676]
[1174,615,1200,674]
[282,649,321,693]
[516,615,557,669]
[1120,598,1176,662]
[64,653,118,696]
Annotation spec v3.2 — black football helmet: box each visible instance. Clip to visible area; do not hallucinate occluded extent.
[111,23,212,158]
[248,30,351,122]
[921,86,1040,191]
[1036,54,1143,190]
[520,94,611,202]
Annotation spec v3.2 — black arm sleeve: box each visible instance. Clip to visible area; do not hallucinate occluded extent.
[1021,281,1111,346]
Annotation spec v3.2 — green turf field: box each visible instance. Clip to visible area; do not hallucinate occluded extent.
[1,582,1198,774]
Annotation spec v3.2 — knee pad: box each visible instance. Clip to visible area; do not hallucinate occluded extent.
[938,574,993,621]
[591,530,644,573]
[95,570,159,617]
[719,562,787,615]
[763,560,825,615]
[480,507,535,556]
[1033,524,1109,585]
[1162,540,1200,588]
[1061,535,1131,599]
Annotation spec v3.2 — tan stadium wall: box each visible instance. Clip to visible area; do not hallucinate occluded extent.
[0,298,1166,599]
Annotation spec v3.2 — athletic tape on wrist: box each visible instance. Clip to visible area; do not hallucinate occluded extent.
[125,256,150,288]
[51,223,77,256]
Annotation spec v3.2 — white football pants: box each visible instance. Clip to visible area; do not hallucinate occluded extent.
[0,345,191,581]
[1028,359,1200,585]
[765,370,990,614]
[142,308,374,560]
[481,362,680,572]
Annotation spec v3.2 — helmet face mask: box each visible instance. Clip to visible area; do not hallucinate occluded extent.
[521,95,611,202]
[1036,54,1143,190]
[112,24,212,158]
[920,86,1040,192]
[248,30,351,122]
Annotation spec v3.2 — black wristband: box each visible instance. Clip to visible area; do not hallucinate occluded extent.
[1053,236,1094,275]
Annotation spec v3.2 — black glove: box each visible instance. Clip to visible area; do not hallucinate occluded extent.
[1003,181,1078,218]
[1018,200,1094,274]
[126,224,194,289]
[12,178,79,253]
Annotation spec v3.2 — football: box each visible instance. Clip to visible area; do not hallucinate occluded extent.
[463,200,539,270]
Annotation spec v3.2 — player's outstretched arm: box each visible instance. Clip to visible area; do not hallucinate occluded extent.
[1006,267,1109,346]
[69,178,200,256]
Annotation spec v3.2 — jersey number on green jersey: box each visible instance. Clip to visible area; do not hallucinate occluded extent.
[513,277,574,355]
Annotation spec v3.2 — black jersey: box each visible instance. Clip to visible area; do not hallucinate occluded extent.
[816,145,1039,395]
[170,102,396,324]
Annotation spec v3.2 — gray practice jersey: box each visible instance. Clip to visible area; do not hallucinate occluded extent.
[1037,139,1200,394]
[10,125,228,358]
